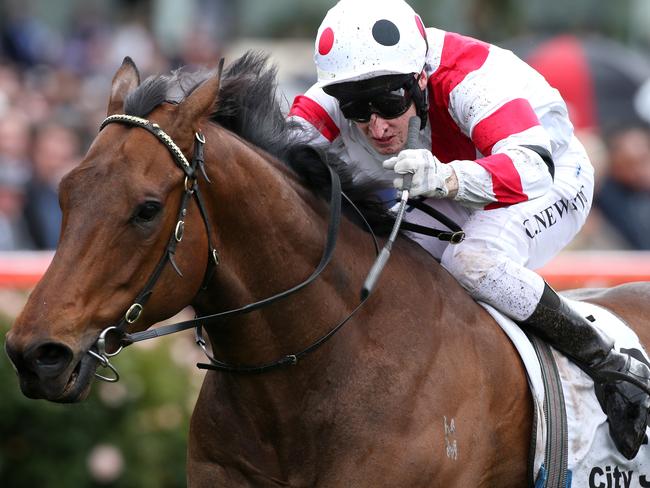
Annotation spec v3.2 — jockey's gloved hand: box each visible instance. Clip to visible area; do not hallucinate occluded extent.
[383,149,454,198]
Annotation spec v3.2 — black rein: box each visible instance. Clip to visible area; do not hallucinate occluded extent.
[93,114,377,375]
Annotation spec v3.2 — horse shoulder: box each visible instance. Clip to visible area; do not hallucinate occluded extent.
[386,241,532,486]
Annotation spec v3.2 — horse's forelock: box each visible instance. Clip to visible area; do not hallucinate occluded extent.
[123,76,169,118]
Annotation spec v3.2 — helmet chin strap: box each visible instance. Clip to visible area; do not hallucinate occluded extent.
[410,73,429,130]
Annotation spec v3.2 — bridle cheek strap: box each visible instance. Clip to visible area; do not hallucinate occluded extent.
[90,115,218,380]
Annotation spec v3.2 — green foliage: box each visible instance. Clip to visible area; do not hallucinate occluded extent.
[0,318,202,488]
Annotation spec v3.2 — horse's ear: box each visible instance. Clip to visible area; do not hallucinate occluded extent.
[175,59,224,129]
[107,57,141,116]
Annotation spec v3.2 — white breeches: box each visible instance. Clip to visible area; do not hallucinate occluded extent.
[405,136,594,321]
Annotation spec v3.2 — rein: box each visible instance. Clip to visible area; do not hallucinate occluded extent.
[90,114,377,380]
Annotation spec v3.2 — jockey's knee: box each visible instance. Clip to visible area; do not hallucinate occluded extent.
[441,242,546,320]
[440,245,505,295]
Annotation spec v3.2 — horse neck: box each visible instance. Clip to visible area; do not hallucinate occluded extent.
[193,127,373,375]
[184,129,504,473]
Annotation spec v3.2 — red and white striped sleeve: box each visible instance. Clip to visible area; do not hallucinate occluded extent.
[288,85,344,147]
[431,32,555,210]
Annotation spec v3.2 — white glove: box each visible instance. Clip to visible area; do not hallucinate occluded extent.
[383,149,454,198]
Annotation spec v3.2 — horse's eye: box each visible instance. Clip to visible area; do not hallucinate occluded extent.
[133,201,162,223]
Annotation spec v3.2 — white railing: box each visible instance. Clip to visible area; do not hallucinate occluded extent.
[1,250,650,290]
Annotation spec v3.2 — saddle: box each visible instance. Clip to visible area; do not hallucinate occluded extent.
[482,299,650,488]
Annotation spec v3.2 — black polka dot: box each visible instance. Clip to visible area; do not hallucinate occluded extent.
[372,19,400,46]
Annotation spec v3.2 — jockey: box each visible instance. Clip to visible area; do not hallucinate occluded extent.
[289,0,650,459]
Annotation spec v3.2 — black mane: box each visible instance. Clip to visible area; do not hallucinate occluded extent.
[124,51,395,234]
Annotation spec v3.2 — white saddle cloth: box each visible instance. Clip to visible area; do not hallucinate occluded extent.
[480,299,650,487]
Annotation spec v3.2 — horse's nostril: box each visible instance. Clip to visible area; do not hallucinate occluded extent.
[36,345,66,366]
[26,343,74,377]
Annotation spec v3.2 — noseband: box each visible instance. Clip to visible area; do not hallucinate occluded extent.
[90,114,375,380]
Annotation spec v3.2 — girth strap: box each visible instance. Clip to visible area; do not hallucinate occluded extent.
[528,334,570,488]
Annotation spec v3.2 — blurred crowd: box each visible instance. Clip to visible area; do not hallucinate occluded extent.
[516,35,650,250]
[0,5,224,251]
[1,7,650,251]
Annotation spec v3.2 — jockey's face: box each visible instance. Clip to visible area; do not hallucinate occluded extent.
[354,73,427,155]
[355,104,417,155]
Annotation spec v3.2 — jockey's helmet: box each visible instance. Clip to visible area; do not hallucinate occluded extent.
[314,0,428,88]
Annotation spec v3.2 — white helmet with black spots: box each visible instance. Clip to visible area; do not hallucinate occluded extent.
[314,0,428,87]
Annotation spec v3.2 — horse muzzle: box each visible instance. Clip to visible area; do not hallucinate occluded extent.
[4,335,97,403]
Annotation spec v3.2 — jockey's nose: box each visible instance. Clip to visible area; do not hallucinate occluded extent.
[6,338,74,380]
[368,114,389,138]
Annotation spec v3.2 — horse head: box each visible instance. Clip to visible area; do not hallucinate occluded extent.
[5,57,222,402]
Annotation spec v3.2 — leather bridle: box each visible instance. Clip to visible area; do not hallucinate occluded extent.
[88,114,375,380]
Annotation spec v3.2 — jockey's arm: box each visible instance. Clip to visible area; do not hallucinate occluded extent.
[443,64,555,210]
[383,118,553,208]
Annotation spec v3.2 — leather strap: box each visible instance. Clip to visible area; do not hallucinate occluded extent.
[401,198,465,244]
[528,334,569,488]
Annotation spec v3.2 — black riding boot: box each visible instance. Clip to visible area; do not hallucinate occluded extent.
[519,283,650,460]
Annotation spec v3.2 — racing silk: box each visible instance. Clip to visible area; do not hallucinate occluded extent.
[289,28,575,210]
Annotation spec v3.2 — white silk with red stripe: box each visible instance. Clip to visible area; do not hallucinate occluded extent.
[289,27,586,210]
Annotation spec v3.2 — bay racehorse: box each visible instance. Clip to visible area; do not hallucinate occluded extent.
[5,53,650,487]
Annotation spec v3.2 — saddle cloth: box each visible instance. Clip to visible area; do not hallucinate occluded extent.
[480,299,650,488]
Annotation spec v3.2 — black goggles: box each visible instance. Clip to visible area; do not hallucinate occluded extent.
[338,87,414,123]
[324,74,417,123]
